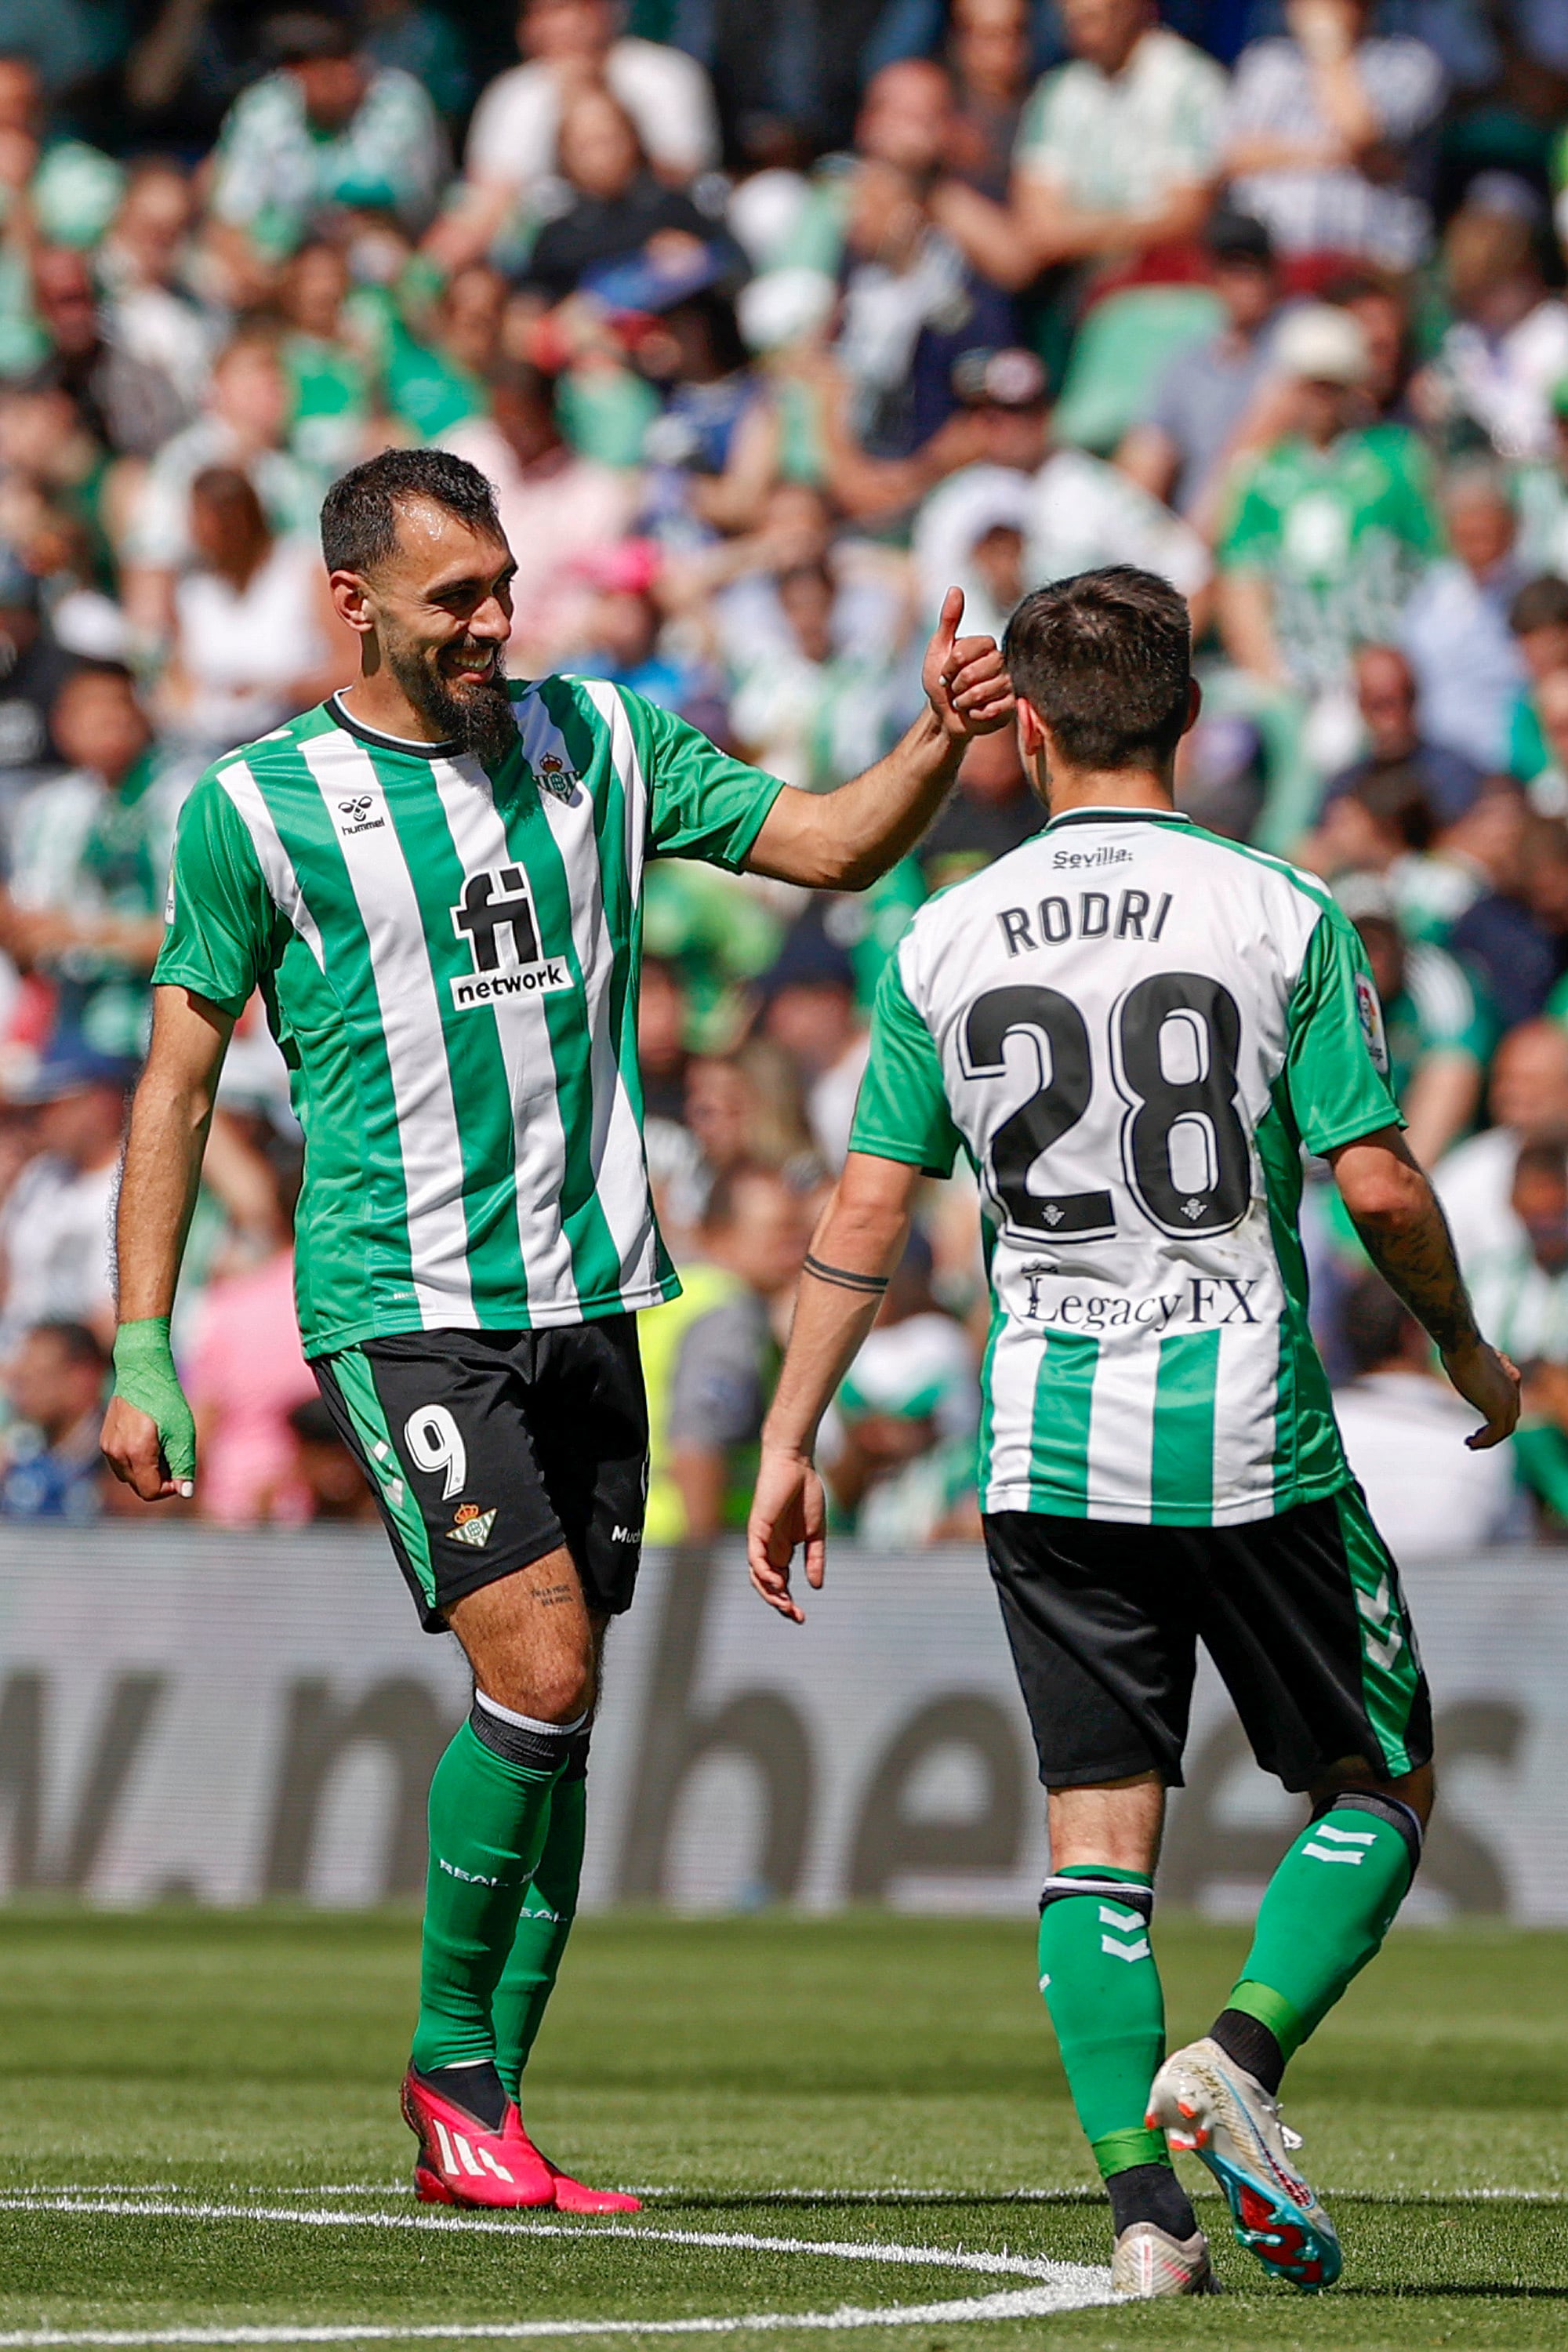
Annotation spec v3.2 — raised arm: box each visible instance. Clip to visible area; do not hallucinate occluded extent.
[743,586,1014,889]
[748,1152,923,1620]
[100,984,234,1500]
[1329,1124,1519,1447]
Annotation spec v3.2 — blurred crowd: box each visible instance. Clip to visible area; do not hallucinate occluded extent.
[3,0,1568,1552]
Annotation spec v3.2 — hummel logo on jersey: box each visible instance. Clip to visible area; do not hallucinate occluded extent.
[449,866,572,1010]
[336,793,384,837]
[446,1502,497,1548]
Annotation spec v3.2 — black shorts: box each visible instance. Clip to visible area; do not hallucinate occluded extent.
[313,1319,648,1632]
[983,1486,1432,1795]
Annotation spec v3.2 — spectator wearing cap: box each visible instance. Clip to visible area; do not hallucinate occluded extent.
[1396,463,1530,775]
[440,361,636,675]
[1330,1274,1517,1558]
[1343,873,1489,1167]
[9,662,179,1062]
[0,1042,133,1352]
[0,1319,111,1522]
[1117,208,1283,528]
[756,916,868,1169]
[1008,0,1225,282]
[433,0,719,275]
[206,8,445,274]
[1222,0,1445,278]
[1421,176,1568,466]
[1320,645,1482,831]
[1217,301,1439,745]
[913,343,1211,633]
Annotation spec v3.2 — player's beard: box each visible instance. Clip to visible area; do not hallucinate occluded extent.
[387,633,517,766]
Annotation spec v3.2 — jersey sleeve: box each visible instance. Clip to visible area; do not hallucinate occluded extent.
[849,948,964,1178]
[153,775,277,1017]
[633,689,788,872]
[1282,904,1403,1153]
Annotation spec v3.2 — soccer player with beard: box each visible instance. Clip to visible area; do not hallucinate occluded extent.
[100,446,1013,2206]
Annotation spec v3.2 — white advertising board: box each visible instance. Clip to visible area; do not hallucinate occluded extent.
[0,1530,1559,1918]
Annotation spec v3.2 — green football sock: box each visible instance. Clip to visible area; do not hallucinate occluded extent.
[410,1718,565,2074]
[492,1755,587,2098]
[1037,1864,1169,2180]
[1225,1803,1417,2065]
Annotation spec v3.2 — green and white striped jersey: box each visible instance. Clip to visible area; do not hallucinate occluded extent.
[851,808,1400,1526]
[155,684,783,1357]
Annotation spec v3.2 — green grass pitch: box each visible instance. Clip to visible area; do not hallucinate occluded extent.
[1,1907,1565,2349]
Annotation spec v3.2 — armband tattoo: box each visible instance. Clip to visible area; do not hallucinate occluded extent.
[803,1253,889,1295]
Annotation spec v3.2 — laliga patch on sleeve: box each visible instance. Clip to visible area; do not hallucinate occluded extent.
[1356,968,1389,1076]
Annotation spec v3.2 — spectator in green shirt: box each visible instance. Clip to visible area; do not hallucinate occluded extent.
[206,9,445,273]
[1218,300,1439,731]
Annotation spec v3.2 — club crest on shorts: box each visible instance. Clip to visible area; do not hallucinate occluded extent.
[446,1502,497,1548]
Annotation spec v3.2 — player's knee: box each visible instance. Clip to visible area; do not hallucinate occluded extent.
[1310,1779,1428,1872]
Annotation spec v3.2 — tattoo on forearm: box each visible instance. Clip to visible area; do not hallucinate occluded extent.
[803,1254,890,1296]
[1354,1197,1478,1355]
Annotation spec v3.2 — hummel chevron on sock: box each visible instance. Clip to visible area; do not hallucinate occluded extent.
[492,1736,588,2097]
[1037,1864,1171,2183]
[409,1709,572,2074]
[1221,1796,1421,2067]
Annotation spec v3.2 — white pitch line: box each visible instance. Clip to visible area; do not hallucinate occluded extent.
[0,2198,1094,2288]
[0,2285,1116,2349]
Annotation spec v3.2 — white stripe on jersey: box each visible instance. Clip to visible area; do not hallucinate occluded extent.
[299,729,476,1330]
[215,757,326,971]
[427,751,580,1318]
[561,682,662,1307]
[1083,1325,1158,1528]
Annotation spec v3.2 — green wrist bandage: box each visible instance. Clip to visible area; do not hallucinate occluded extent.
[111,1316,198,1491]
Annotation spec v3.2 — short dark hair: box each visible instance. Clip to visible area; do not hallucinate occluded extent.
[1002,566,1192,772]
[1347,763,1436,852]
[1341,1274,1412,1377]
[319,446,504,578]
[1509,572,1568,637]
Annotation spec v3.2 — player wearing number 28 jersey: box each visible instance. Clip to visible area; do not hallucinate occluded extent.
[749,568,1519,2299]
[869,801,1383,1526]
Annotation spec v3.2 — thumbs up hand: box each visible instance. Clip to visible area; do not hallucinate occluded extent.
[920,586,1015,744]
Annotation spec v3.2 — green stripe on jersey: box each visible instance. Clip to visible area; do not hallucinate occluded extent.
[1151,1329,1219,1522]
[1028,1332,1097,1513]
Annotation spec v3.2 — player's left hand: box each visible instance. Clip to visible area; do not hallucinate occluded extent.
[747,1444,827,1623]
[922,586,1015,744]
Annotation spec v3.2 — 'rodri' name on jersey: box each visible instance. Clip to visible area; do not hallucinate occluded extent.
[449,865,572,1008]
[997,888,1173,955]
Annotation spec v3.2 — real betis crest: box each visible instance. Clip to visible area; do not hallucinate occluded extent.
[535,752,579,800]
[446,1502,498,1548]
